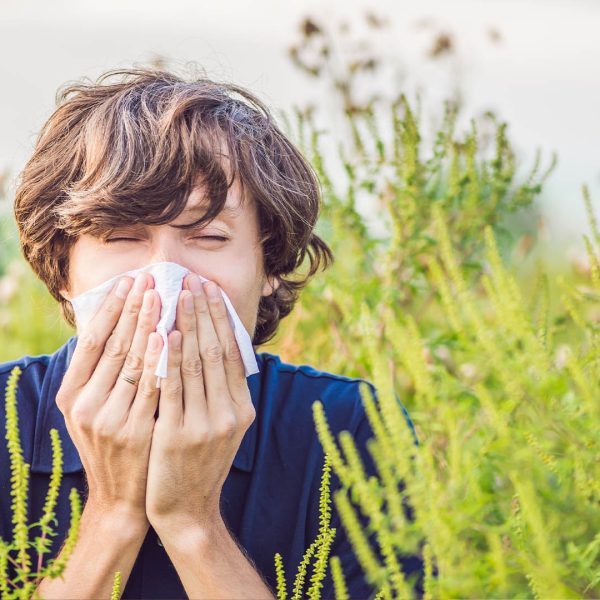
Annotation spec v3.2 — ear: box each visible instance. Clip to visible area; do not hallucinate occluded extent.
[261,275,280,297]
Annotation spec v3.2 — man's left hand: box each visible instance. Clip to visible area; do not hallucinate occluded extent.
[145,274,256,535]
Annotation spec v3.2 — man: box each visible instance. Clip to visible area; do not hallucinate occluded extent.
[0,68,419,598]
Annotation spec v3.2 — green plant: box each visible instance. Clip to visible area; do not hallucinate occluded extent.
[0,366,82,599]
[279,204,600,598]
[273,454,337,600]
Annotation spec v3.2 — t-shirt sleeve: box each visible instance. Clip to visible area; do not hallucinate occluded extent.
[317,386,422,600]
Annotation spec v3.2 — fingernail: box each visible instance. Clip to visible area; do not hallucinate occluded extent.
[134,273,147,293]
[115,277,132,299]
[205,281,220,302]
[188,275,203,296]
[183,291,194,313]
[142,290,154,312]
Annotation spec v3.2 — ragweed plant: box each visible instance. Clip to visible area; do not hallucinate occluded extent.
[0,366,83,599]
[1,367,126,599]
[276,202,600,598]
[273,93,555,379]
[0,367,81,599]
[273,454,337,600]
[259,21,599,595]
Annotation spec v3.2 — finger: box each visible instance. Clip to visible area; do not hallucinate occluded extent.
[86,273,153,409]
[158,330,184,426]
[127,331,163,424]
[188,275,230,417]
[61,276,134,397]
[176,289,207,423]
[188,275,229,415]
[203,281,247,404]
[106,287,161,415]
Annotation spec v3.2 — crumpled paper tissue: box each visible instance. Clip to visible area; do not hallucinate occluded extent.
[70,261,259,387]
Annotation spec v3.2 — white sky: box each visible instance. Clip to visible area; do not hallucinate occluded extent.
[0,0,599,248]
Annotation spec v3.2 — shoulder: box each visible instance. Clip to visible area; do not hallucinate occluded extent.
[255,351,376,434]
[0,352,52,464]
[0,352,52,408]
[254,351,417,444]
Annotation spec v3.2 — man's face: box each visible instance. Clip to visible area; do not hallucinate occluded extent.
[59,178,279,340]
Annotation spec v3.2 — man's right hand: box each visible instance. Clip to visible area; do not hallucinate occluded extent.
[56,271,164,528]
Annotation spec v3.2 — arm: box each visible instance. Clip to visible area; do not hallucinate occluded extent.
[157,517,275,600]
[144,277,274,598]
[32,274,162,597]
[34,503,148,600]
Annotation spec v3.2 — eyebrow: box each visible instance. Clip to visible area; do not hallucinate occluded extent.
[164,203,241,229]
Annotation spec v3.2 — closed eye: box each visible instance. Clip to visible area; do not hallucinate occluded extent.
[106,236,228,243]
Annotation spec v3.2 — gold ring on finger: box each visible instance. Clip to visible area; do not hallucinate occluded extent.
[120,372,139,386]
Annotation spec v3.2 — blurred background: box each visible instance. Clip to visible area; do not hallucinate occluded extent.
[1,0,600,357]
[1,0,599,239]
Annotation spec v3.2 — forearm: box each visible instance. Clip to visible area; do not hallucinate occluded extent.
[34,503,149,600]
[158,518,275,600]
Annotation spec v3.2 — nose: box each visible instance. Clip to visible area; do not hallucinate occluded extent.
[147,232,184,266]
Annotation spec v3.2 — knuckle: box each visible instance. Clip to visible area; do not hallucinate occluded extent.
[181,357,203,378]
[181,317,196,332]
[216,415,237,439]
[55,389,68,412]
[196,300,210,315]
[112,430,128,449]
[104,334,129,361]
[242,404,256,427]
[124,291,144,315]
[94,418,116,440]
[138,379,158,398]
[104,298,122,317]
[201,343,223,363]
[224,339,242,363]
[78,330,101,353]
[70,403,92,431]
[188,425,210,445]
[211,302,227,318]
[144,341,161,365]
[138,307,158,330]
[124,351,144,373]
[125,298,142,316]
[165,380,183,396]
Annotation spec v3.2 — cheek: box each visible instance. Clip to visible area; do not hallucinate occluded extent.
[209,272,263,330]
[67,241,126,297]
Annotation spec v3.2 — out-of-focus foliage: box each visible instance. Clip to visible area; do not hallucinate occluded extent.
[0,248,74,362]
[268,12,598,600]
[271,11,556,377]
[0,176,74,361]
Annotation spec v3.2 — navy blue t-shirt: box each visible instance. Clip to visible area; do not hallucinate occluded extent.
[0,335,421,599]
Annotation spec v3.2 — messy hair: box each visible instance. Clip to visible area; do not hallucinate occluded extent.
[13,67,334,346]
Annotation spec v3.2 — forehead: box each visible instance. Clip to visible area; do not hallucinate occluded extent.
[186,187,241,214]
[175,179,247,224]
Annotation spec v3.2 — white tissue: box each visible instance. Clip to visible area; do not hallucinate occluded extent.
[70,261,259,387]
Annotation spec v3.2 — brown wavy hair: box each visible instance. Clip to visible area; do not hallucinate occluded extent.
[13,67,334,347]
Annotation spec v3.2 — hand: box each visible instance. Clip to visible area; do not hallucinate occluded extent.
[145,274,256,533]
[56,272,162,527]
